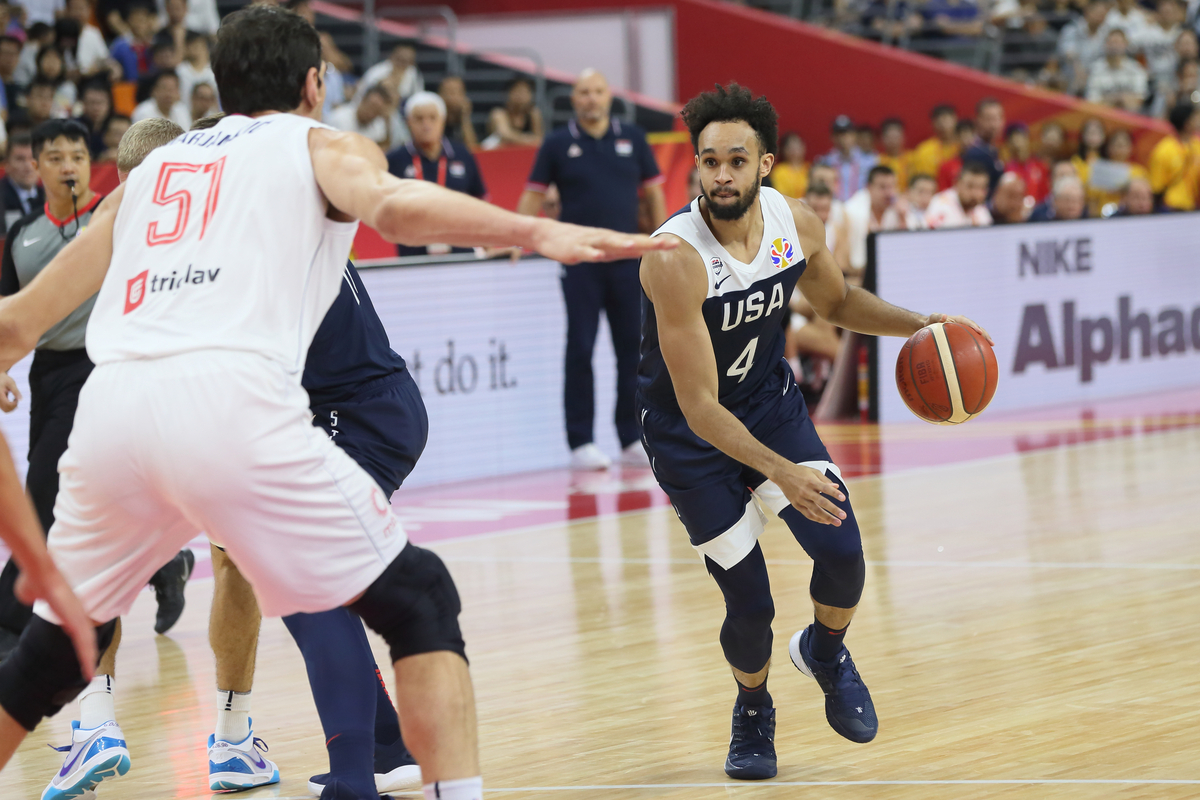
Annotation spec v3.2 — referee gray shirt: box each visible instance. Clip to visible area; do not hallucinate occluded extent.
[0,194,103,351]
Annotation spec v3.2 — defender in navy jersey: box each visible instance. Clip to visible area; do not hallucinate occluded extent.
[638,84,991,780]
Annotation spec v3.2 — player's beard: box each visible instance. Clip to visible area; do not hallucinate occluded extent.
[706,177,761,221]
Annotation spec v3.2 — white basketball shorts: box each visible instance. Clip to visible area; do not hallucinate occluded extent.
[33,350,408,624]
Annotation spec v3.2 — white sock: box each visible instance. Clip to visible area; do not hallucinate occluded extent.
[214,690,251,743]
[79,675,115,729]
[423,777,483,800]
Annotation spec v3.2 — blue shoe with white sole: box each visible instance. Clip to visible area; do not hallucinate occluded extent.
[42,720,131,800]
[207,722,280,791]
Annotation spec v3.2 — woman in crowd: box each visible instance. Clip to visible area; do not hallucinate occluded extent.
[1071,117,1106,185]
[771,131,809,198]
[484,76,542,148]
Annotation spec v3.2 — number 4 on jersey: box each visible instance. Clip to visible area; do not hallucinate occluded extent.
[727,337,758,383]
[147,157,226,246]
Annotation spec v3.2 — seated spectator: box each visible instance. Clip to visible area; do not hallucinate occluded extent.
[0,131,44,232]
[926,160,993,227]
[328,85,398,151]
[1169,58,1199,108]
[937,119,981,188]
[159,0,195,56]
[804,181,850,272]
[14,22,53,87]
[1058,0,1111,95]
[1029,175,1087,220]
[771,130,809,198]
[98,112,129,160]
[132,69,190,128]
[74,79,111,157]
[809,162,848,236]
[1087,128,1149,212]
[10,76,56,129]
[989,171,1030,223]
[921,0,985,39]
[483,77,543,148]
[176,30,214,103]
[962,97,1007,195]
[387,91,488,257]
[1086,29,1149,110]
[1139,0,1185,101]
[843,164,903,281]
[1149,101,1200,209]
[438,75,478,151]
[893,173,937,229]
[1004,122,1050,202]
[66,0,114,78]
[189,80,216,124]
[0,36,21,111]
[1105,0,1149,42]
[35,45,75,118]
[820,114,877,201]
[355,43,423,106]
[110,1,160,82]
[1036,120,1067,163]
[876,118,910,187]
[1071,117,1107,184]
[910,104,959,180]
[856,123,875,155]
[1113,175,1155,214]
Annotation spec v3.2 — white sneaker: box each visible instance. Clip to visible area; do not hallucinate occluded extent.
[306,763,423,796]
[620,442,650,468]
[42,720,131,800]
[570,443,611,470]
[207,725,279,791]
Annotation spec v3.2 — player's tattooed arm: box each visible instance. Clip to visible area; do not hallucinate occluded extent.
[0,187,124,373]
[788,198,992,342]
[641,240,847,526]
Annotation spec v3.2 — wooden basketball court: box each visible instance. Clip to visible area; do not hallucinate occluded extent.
[8,393,1200,799]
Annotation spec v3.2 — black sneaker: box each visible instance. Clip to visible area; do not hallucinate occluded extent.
[308,738,422,796]
[724,703,777,780]
[789,625,878,743]
[149,549,194,635]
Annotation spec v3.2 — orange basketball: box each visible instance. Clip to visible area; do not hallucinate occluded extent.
[895,322,998,424]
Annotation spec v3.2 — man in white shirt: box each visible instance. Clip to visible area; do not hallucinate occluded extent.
[1058,0,1112,93]
[1138,0,1185,90]
[926,161,994,228]
[131,70,192,130]
[1086,28,1150,109]
[65,0,112,77]
[176,31,216,103]
[155,0,219,36]
[1106,0,1150,40]
[354,44,424,106]
[842,165,903,280]
[328,86,400,150]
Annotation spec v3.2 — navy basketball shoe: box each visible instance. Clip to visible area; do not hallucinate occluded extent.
[789,626,878,743]
[724,703,777,780]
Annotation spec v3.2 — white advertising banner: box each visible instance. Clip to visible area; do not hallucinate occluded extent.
[0,258,623,487]
[874,215,1200,423]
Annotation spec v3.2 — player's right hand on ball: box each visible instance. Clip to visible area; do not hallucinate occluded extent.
[530,219,676,265]
[775,464,847,526]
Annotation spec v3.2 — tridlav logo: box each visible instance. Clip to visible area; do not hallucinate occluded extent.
[124,270,148,315]
[1013,295,1200,383]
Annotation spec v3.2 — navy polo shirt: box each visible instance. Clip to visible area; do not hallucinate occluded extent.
[526,118,663,233]
[386,137,488,257]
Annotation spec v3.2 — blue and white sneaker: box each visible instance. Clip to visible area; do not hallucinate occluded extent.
[790,625,878,743]
[42,720,131,800]
[207,724,280,791]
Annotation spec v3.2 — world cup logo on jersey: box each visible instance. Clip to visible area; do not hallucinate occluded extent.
[769,237,794,269]
[124,270,149,314]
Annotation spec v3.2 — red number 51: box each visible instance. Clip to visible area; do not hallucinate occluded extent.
[146,157,226,247]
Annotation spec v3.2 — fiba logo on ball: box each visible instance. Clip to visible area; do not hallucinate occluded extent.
[124,270,149,315]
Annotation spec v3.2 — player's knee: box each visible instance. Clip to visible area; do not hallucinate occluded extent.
[349,545,467,665]
[726,589,775,632]
[810,551,866,609]
[0,617,117,731]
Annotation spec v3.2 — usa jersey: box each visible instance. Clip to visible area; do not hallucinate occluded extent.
[88,113,358,374]
[638,187,807,412]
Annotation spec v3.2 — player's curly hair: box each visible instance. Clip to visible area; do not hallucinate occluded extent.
[680,83,779,157]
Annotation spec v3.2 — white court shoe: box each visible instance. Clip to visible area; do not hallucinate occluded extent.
[570,443,611,470]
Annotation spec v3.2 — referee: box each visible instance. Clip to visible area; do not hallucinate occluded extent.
[517,69,666,469]
[0,120,191,659]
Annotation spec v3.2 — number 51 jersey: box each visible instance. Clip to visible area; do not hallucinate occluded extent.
[637,186,808,413]
[88,113,359,375]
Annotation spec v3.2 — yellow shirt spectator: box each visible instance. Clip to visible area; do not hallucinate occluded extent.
[909,137,958,181]
[771,162,809,199]
[1149,133,1200,210]
[877,152,911,188]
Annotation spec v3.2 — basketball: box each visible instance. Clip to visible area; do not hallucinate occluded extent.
[895,322,998,424]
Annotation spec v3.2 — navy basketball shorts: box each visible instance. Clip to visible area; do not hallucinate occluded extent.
[310,369,429,498]
[637,358,847,571]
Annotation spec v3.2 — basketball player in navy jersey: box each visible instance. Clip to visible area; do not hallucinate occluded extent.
[638,84,991,779]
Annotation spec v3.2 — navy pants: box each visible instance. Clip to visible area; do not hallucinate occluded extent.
[561,258,641,450]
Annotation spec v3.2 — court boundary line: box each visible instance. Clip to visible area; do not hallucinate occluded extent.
[435,555,1200,571]
[479,779,1200,790]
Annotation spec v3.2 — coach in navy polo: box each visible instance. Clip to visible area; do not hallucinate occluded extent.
[517,69,666,470]
[387,91,488,258]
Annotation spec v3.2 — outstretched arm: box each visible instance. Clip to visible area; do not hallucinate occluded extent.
[0,186,124,374]
[643,240,847,526]
[309,128,674,265]
[789,197,992,342]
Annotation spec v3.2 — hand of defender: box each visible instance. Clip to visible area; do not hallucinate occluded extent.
[927,313,994,345]
[15,562,97,680]
[530,219,676,265]
[0,373,20,413]
[774,464,847,526]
